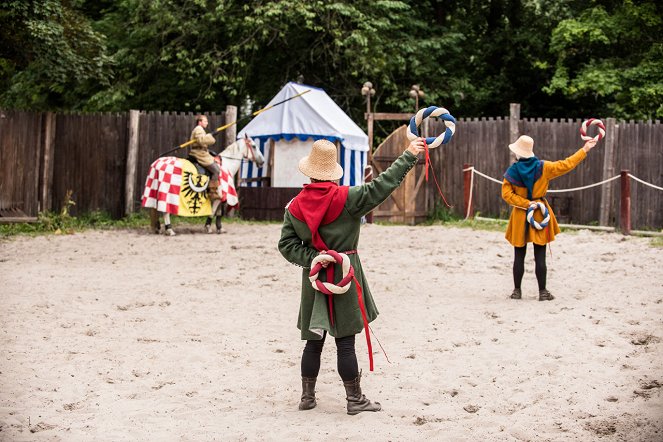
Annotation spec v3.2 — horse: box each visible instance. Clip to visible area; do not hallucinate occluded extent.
[141,135,265,236]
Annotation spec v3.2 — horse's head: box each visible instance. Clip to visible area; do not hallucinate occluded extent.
[241,134,265,168]
[219,135,264,169]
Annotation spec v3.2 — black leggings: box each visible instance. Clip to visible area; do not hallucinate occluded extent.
[301,332,358,382]
[513,244,547,291]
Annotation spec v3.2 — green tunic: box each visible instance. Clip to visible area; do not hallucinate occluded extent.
[278,151,418,340]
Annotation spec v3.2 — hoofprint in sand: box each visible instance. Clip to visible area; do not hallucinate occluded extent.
[1,224,661,441]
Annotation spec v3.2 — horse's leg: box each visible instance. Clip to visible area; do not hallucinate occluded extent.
[216,204,226,234]
[206,200,221,234]
[163,213,176,236]
[149,209,161,234]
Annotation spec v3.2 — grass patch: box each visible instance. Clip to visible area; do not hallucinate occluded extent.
[649,236,663,248]
[0,208,281,239]
[0,211,150,238]
[424,206,507,232]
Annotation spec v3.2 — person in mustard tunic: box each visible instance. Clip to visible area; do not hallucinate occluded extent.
[502,135,598,301]
[278,137,425,415]
[189,115,221,200]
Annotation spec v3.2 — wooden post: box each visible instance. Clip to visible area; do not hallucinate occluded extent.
[599,118,617,226]
[364,165,373,223]
[124,110,140,216]
[620,170,631,235]
[224,105,237,148]
[367,112,374,162]
[463,163,474,219]
[509,103,520,162]
[267,139,275,187]
[40,112,56,213]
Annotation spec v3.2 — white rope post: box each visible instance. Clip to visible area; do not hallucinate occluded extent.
[463,163,474,219]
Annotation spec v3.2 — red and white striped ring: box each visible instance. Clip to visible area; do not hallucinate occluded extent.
[580,118,606,142]
[309,250,354,294]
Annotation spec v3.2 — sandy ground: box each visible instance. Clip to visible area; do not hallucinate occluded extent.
[0,223,662,441]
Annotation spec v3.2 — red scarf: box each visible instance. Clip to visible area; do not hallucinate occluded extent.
[288,182,349,251]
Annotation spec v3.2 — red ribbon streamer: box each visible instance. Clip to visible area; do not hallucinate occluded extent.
[423,141,452,208]
[353,276,374,371]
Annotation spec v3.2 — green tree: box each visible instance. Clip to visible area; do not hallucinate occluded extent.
[0,0,112,110]
[545,0,663,119]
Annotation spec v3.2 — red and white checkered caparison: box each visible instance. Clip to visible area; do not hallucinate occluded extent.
[141,157,183,215]
[141,156,238,215]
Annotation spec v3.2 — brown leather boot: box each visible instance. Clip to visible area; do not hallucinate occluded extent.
[208,181,220,201]
[343,372,381,415]
[539,289,555,301]
[299,377,317,410]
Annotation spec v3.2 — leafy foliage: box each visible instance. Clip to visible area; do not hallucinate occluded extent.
[546,1,663,119]
[0,0,112,110]
[1,0,661,122]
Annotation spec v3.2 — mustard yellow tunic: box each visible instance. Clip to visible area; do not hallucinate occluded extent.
[189,125,216,167]
[502,148,587,247]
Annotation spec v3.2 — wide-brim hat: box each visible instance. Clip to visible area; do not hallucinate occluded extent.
[298,139,343,181]
[508,135,535,158]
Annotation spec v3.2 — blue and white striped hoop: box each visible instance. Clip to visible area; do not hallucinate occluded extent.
[527,201,550,230]
[406,106,456,148]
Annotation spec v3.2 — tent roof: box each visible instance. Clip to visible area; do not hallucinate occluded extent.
[237,82,368,152]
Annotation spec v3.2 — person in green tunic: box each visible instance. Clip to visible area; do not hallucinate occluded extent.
[278,137,425,415]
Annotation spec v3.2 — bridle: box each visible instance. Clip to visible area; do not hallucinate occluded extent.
[220,137,257,163]
[243,137,256,162]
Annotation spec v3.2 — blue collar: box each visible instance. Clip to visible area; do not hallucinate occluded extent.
[504,157,543,199]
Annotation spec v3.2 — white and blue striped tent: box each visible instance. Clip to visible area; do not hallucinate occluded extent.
[237,82,368,187]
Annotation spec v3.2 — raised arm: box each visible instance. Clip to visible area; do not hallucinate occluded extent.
[545,139,596,179]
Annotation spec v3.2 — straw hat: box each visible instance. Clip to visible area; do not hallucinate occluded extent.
[298,139,343,181]
[508,135,535,158]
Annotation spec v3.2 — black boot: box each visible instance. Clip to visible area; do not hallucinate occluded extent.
[510,288,522,299]
[343,372,381,415]
[299,377,317,410]
[539,289,554,301]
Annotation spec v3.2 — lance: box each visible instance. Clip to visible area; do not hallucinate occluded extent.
[157,89,311,158]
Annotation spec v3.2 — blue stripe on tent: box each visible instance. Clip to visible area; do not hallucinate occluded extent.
[246,157,253,187]
[340,143,347,185]
[350,149,356,186]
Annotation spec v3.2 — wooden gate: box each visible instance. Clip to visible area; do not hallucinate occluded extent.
[371,125,429,224]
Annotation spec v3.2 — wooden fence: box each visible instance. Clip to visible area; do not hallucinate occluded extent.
[1,107,661,230]
[0,109,232,220]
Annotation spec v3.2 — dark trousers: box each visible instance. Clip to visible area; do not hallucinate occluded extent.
[206,162,220,186]
[301,332,358,382]
[513,243,547,290]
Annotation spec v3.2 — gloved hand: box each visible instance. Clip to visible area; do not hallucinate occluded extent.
[318,250,332,268]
